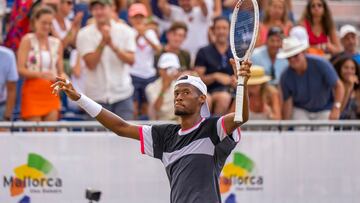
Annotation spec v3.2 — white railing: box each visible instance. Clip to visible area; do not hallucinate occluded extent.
[1,120,359,132]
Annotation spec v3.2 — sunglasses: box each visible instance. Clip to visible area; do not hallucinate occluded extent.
[311,3,323,8]
[63,1,73,5]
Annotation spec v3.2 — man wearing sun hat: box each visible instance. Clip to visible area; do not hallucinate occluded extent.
[76,0,136,119]
[278,36,344,121]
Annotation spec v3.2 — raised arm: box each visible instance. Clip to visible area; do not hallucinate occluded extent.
[52,77,140,140]
[158,0,171,18]
[222,59,250,134]
[329,79,344,120]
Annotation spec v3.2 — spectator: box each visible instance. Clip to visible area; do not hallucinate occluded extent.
[333,55,360,119]
[195,16,233,116]
[230,65,281,120]
[331,25,360,65]
[4,0,60,52]
[146,53,181,120]
[299,0,341,56]
[76,0,136,120]
[154,21,191,71]
[256,0,292,47]
[158,0,210,59]
[52,0,83,75]
[17,6,64,121]
[128,3,161,119]
[0,46,18,121]
[252,26,288,85]
[278,36,344,121]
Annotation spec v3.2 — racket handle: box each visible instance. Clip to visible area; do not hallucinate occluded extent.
[234,76,245,123]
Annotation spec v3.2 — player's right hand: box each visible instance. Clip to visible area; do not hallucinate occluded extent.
[51,77,81,101]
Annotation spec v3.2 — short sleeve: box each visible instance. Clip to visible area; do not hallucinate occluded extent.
[139,125,166,159]
[145,30,160,46]
[194,48,206,68]
[216,116,241,143]
[6,50,19,82]
[124,28,136,52]
[317,58,339,87]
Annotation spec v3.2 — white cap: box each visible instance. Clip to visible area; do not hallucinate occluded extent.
[277,36,309,59]
[289,26,309,46]
[174,75,211,118]
[158,53,181,69]
[340,24,357,39]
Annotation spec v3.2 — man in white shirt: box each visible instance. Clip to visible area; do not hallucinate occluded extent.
[158,0,210,60]
[76,0,136,119]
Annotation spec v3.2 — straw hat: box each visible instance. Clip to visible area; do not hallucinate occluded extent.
[277,36,309,59]
[247,66,271,85]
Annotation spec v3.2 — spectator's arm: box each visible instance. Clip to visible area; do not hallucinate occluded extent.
[153,70,172,111]
[17,35,42,79]
[143,30,162,53]
[82,40,107,70]
[4,82,16,121]
[56,42,65,77]
[223,0,234,8]
[282,97,293,120]
[213,0,222,17]
[194,66,218,85]
[109,43,135,65]
[158,0,171,18]
[268,86,282,120]
[327,29,342,55]
[198,0,208,17]
[329,79,345,120]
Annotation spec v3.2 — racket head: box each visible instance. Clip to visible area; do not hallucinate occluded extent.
[230,0,259,62]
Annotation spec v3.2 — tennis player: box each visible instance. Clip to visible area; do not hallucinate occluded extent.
[52,59,251,203]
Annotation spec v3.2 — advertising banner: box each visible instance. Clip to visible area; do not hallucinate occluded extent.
[0,131,359,203]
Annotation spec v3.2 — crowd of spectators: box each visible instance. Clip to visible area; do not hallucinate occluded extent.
[0,0,359,123]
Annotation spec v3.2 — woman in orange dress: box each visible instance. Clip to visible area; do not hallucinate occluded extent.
[17,6,64,122]
[256,0,293,47]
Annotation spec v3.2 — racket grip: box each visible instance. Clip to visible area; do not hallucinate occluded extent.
[234,76,245,122]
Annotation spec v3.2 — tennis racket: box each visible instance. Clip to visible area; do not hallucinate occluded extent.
[230,0,259,122]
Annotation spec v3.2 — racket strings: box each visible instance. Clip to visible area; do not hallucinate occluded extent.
[233,0,256,58]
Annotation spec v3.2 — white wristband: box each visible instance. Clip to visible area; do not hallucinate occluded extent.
[76,94,102,118]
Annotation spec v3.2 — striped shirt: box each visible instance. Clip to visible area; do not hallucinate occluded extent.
[139,116,241,203]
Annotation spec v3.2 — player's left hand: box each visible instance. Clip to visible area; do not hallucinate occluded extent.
[230,58,251,85]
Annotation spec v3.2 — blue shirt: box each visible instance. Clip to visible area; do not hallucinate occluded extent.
[195,44,234,93]
[251,45,288,85]
[0,46,19,103]
[280,55,339,112]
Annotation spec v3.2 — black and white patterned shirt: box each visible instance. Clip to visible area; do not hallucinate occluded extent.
[139,116,241,203]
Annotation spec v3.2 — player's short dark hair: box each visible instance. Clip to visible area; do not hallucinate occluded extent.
[168,21,188,33]
[212,16,230,27]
